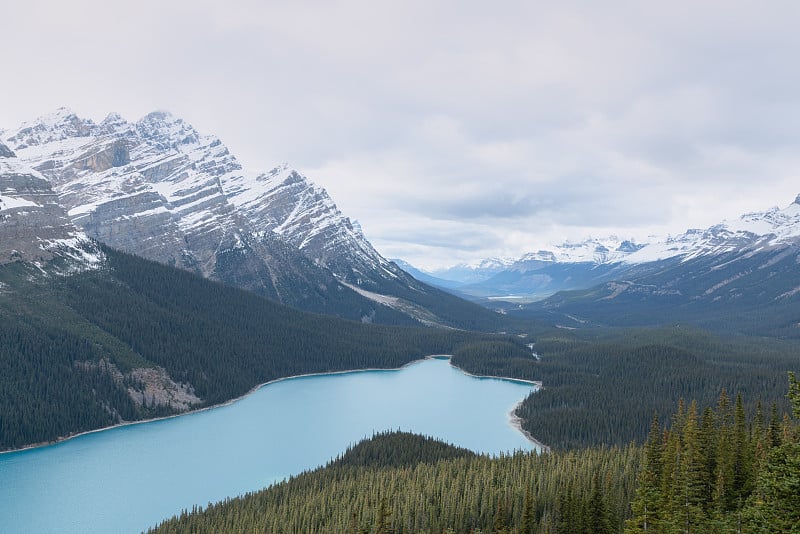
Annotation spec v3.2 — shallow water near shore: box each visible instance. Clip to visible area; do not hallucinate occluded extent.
[0,357,537,534]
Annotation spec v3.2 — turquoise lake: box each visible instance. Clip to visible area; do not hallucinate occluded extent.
[0,357,538,534]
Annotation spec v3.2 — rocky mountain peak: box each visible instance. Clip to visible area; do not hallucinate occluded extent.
[97,112,134,136]
[135,111,201,149]
[5,107,95,150]
[3,108,419,313]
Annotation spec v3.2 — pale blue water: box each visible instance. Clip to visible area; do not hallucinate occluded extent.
[0,357,537,534]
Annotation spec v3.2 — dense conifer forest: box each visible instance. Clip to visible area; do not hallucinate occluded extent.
[453,327,800,449]
[149,375,800,533]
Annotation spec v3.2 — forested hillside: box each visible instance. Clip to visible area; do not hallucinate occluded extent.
[453,327,800,449]
[0,246,526,451]
[149,375,800,533]
[626,372,800,533]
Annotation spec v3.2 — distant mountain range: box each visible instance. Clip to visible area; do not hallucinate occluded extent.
[398,196,800,336]
[1,109,501,330]
[406,199,800,307]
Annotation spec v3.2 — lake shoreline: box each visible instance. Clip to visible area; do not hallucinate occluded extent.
[2,355,548,455]
[452,365,548,452]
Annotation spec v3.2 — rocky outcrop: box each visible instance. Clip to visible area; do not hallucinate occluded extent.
[70,139,130,173]
[75,359,202,413]
[0,143,14,158]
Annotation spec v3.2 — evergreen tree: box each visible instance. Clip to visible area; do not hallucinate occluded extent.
[520,486,536,534]
[493,494,509,534]
[627,413,662,533]
[673,400,707,532]
[744,372,800,533]
[587,472,611,534]
[374,497,393,534]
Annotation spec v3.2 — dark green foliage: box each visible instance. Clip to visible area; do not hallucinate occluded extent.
[626,376,800,533]
[0,316,138,448]
[510,327,799,449]
[451,339,540,381]
[331,431,476,469]
[743,372,800,533]
[148,431,641,534]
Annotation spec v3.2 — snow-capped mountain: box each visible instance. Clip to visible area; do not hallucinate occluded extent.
[513,237,644,269]
[446,238,643,301]
[6,108,392,281]
[447,197,800,303]
[391,257,515,293]
[510,195,800,336]
[623,196,800,264]
[428,258,515,285]
[0,140,101,270]
[3,108,498,328]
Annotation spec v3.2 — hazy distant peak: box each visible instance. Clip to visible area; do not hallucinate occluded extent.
[5,107,95,149]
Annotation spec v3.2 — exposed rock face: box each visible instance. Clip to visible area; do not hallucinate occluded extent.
[3,109,433,321]
[0,142,94,266]
[126,367,201,411]
[75,359,202,414]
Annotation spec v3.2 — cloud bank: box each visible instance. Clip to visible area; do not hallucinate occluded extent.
[2,1,799,268]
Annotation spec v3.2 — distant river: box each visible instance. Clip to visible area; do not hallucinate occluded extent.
[0,357,538,534]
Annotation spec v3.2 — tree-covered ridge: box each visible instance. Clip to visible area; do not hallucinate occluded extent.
[148,431,640,534]
[460,327,799,450]
[148,377,800,534]
[330,431,477,468]
[0,247,527,450]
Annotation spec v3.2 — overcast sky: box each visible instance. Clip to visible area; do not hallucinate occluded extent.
[2,1,799,269]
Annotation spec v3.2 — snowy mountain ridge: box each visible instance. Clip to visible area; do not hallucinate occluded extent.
[623,195,800,264]
[2,108,493,327]
[454,196,800,274]
[4,108,393,287]
[514,236,644,268]
[419,195,800,303]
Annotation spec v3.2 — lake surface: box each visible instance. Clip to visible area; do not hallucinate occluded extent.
[0,357,537,534]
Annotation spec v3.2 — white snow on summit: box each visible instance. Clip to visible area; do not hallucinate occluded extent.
[516,236,643,266]
[4,108,394,285]
[624,195,800,264]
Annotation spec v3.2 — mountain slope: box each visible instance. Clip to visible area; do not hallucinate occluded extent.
[0,240,524,451]
[514,196,800,336]
[4,109,500,328]
[447,197,800,311]
[0,140,101,269]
